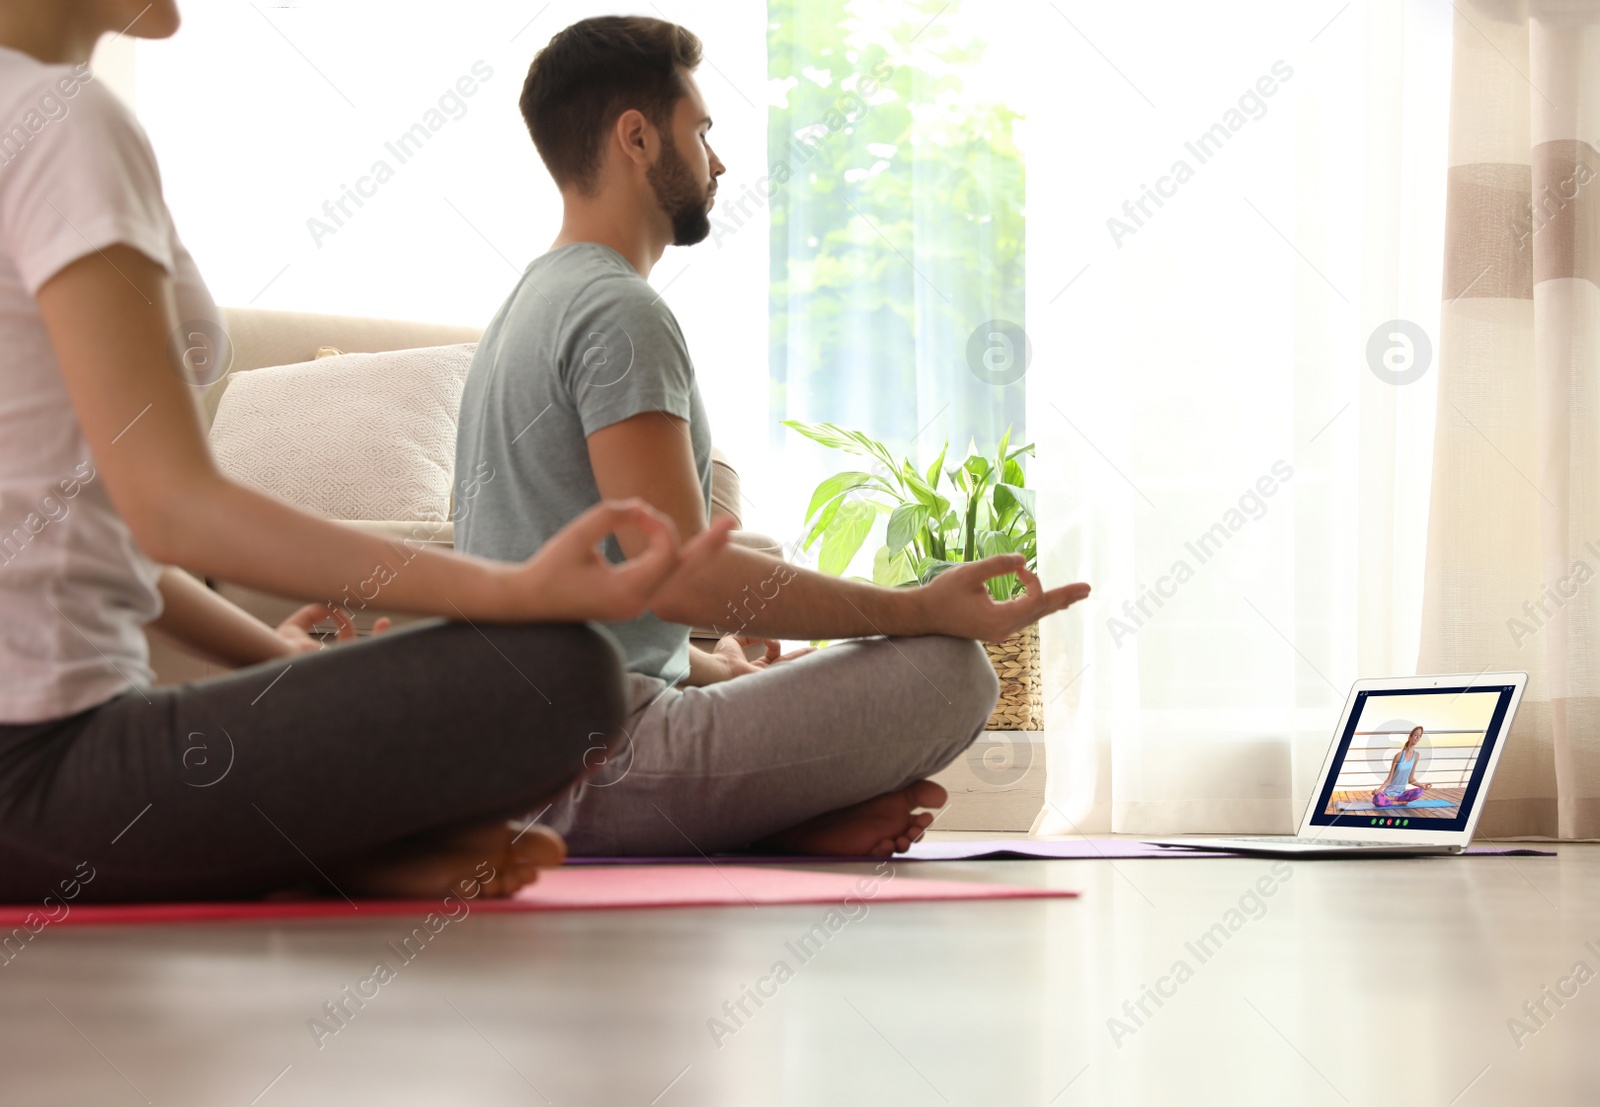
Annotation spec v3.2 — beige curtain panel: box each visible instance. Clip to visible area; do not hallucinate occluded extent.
[1421,0,1600,838]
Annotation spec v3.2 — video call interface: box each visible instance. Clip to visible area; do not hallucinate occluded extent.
[1307,685,1516,833]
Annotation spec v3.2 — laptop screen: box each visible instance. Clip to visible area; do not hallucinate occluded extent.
[1306,683,1518,833]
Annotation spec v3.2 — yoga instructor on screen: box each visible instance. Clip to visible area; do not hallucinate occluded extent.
[1373,726,1427,808]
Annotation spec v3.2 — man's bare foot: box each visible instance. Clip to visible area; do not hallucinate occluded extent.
[334,821,566,899]
[756,781,948,857]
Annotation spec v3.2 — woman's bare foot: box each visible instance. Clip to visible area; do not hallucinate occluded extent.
[334,821,566,899]
[756,781,948,857]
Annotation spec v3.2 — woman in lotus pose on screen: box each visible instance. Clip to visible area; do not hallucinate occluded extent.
[0,0,729,904]
[1372,726,1427,807]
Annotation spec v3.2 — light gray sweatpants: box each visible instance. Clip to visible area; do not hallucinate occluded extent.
[545,635,1000,855]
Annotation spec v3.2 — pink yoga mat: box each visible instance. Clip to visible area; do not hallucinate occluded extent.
[564,838,1556,864]
[0,865,1075,928]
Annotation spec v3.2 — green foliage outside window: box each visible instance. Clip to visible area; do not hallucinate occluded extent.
[766,0,1026,462]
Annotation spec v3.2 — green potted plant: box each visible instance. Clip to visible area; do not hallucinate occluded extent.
[785,420,1042,730]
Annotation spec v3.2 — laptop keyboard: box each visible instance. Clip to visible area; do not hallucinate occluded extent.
[1225,837,1410,848]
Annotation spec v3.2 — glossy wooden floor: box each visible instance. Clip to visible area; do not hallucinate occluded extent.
[1,839,1596,1105]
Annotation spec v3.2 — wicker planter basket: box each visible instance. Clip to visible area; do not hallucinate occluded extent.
[983,622,1042,731]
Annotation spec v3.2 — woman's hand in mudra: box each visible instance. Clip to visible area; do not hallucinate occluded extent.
[275,602,391,655]
[501,499,734,623]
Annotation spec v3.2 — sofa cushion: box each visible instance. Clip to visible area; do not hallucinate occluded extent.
[708,448,741,525]
[209,344,475,523]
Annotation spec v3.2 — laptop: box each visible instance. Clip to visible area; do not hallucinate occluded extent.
[1148,672,1527,857]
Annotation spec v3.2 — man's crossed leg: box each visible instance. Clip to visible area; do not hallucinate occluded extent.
[548,635,999,856]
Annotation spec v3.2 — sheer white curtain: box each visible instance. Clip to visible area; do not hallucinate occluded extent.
[1026,0,1454,834]
[1419,0,1600,840]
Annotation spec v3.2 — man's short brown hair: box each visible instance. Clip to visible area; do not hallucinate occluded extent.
[520,16,703,194]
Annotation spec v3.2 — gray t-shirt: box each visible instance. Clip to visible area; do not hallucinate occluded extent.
[455,243,712,683]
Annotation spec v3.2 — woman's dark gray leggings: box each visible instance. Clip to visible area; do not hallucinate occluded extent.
[0,619,626,903]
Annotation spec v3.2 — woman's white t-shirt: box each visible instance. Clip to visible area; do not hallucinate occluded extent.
[0,46,216,723]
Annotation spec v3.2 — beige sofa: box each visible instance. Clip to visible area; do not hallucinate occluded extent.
[147,307,778,686]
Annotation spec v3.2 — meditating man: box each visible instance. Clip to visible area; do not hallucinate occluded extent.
[456,15,1091,858]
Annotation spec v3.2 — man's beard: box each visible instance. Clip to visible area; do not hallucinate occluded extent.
[648,134,713,247]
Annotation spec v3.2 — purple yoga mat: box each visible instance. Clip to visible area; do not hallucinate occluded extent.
[564,838,1555,865]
